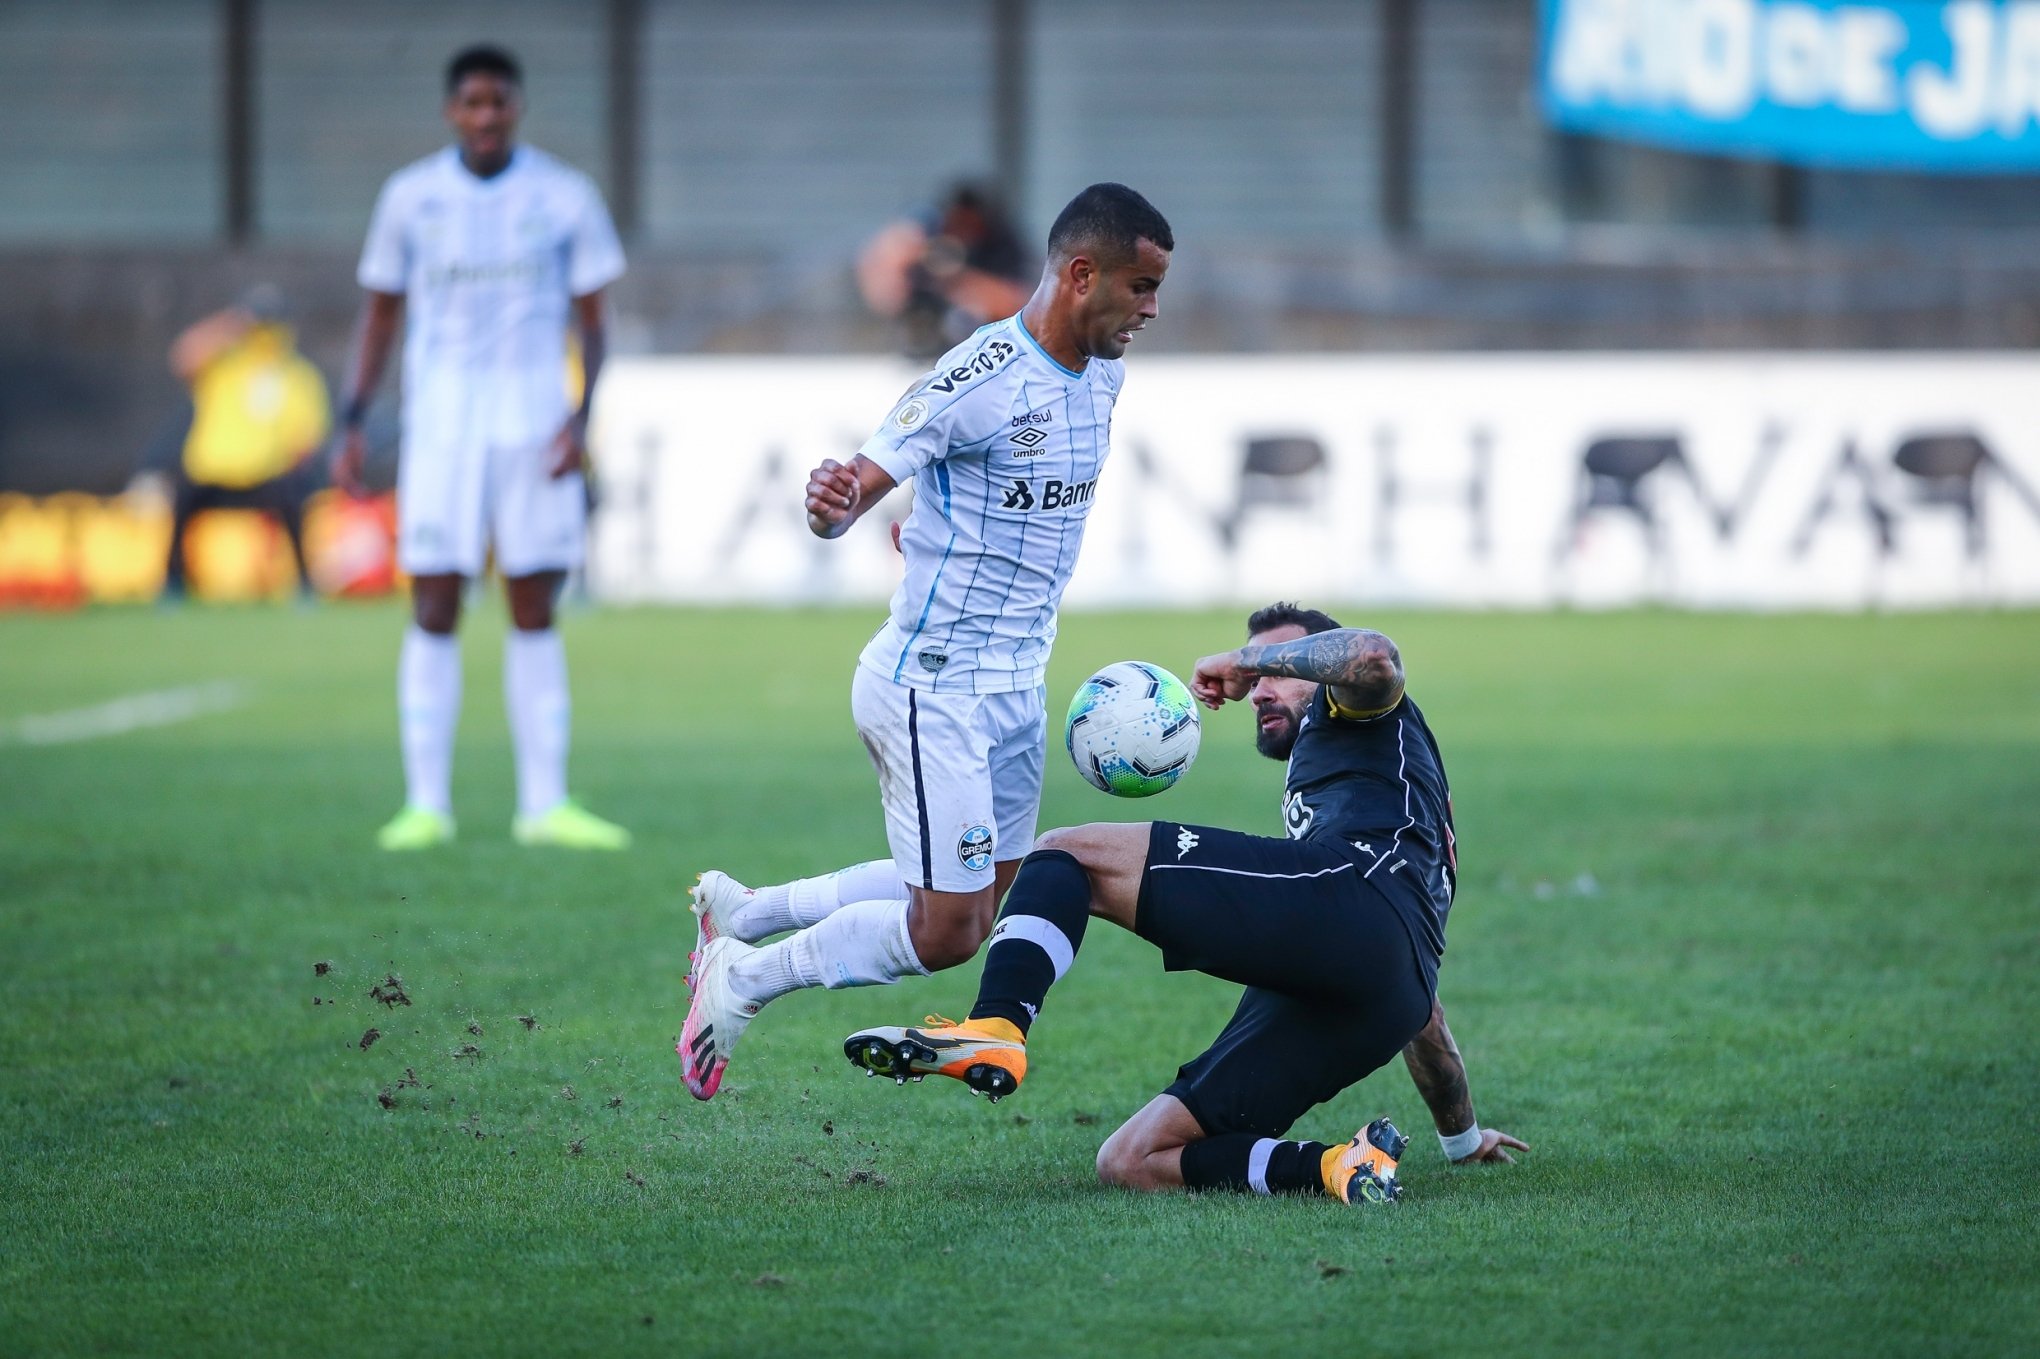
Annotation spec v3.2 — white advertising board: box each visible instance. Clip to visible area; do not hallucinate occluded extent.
[589,353,2040,609]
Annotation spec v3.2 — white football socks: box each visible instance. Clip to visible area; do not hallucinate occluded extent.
[504,627,570,820]
[736,859,908,938]
[398,626,461,815]
[729,898,927,1006]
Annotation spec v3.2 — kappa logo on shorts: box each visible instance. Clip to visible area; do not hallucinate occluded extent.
[1176,827,1200,860]
[958,824,994,873]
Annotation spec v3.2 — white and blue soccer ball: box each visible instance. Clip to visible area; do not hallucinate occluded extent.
[1064,661,1202,797]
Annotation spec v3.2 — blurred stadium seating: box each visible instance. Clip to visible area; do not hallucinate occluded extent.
[3,0,2039,505]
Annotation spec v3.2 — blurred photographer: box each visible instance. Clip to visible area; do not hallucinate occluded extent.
[857,183,1033,359]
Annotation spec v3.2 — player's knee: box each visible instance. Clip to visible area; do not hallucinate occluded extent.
[509,601,555,632]
[905,897,995,971]
[1095,1138,1162,1192]
[915,933,977,972]
[1032,824,1099,863]
[411,589,460,635]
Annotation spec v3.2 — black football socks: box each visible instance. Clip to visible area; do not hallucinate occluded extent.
[1180,1136,1334,1196]
[967,848,1091,1035]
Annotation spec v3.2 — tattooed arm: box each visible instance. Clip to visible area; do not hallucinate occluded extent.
[1188,628,1404,715]
[1402,1001,1529,1165]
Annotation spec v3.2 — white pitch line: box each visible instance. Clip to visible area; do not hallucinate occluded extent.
[4,681,252,747]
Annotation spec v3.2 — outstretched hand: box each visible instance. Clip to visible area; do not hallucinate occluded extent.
[1452,1129,1530,1165]
[1190,650,1256,710]
[805,457,863,538]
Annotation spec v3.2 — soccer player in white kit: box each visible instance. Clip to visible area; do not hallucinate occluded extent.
[679,184,1173,1099]
[333,45,631,853]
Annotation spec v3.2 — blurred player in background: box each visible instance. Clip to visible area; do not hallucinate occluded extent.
[848,605,1526,1203]
[678,184,1173,1099]
[333,44,630,853]
[161,286,329,601]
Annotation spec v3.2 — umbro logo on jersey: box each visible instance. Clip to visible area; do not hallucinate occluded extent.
[923,339,1018,395]
[1176,827,1200,860]
[1011,427,1049,450]
[1000,476,1096,512]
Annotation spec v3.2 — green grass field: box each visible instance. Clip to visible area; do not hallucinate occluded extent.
[2,603,2036,1358]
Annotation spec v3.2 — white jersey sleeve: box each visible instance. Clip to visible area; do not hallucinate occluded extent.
[859,331,1024,483]
[565,176,626,297]
[356,173,411,294]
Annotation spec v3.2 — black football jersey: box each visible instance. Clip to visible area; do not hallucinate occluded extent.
[1280,687,1456,963]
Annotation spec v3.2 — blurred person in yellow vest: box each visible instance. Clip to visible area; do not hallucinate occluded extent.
[163,285,331,599]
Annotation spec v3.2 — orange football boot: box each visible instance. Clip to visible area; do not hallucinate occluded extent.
[843,1015,1027,1101]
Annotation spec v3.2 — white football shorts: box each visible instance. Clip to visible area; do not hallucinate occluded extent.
[396,436,586,578]
[850,664,1046,893]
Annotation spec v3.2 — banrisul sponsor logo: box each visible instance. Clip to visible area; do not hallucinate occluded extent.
[999,476,1097,512]
[924,339,1018,395]
[1041,476,1097,510]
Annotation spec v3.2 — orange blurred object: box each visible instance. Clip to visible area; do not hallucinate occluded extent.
[304,490,401,597]
[0,490,399,607]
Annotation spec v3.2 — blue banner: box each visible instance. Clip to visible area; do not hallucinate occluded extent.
[1541,0,2040,172]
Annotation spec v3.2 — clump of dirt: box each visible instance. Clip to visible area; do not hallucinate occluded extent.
[369,975,411,1008]
[466,1021,483,1037]
[377,1089,396,1110]
[396,1068,423,1089]
[750,1273,786,1289]
[452,1044,481,1062]
[358,1027,382,1051]
[1072,1111,1099,1126]
[517,1015,539,1031]
[605,1095,624,1110]
[1316,1260,1349,1280]
[314,961,332,977]
[845,1169,887,1187]
[1011,1114,1031,1126]
[559,1085,578,1102]
[821,1120,834,1136]
[625,1170,647,1190]
[568,1137,586,1156]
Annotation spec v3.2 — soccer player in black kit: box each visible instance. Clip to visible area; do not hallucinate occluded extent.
[847,603,1526,1203]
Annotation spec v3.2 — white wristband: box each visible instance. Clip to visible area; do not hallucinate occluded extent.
[1439,1124,1483,1162]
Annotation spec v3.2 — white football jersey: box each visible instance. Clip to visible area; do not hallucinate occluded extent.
[357,145,624,450]
[858,314,1124,695]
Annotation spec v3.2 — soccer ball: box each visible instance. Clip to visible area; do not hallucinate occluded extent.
[1064,661,1202,797]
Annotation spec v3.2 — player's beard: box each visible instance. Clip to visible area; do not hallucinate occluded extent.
[1254,705,1302,760]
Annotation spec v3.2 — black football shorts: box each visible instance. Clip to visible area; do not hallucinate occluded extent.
[1135,821,1435,1139]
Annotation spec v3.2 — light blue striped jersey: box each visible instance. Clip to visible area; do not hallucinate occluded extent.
[357,145,624,451]
[857,314,1124,695]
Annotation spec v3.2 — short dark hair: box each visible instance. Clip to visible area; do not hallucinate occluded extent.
[446,44,522,94]
[1046,183,1173,262]
[1245,601,1341,638]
